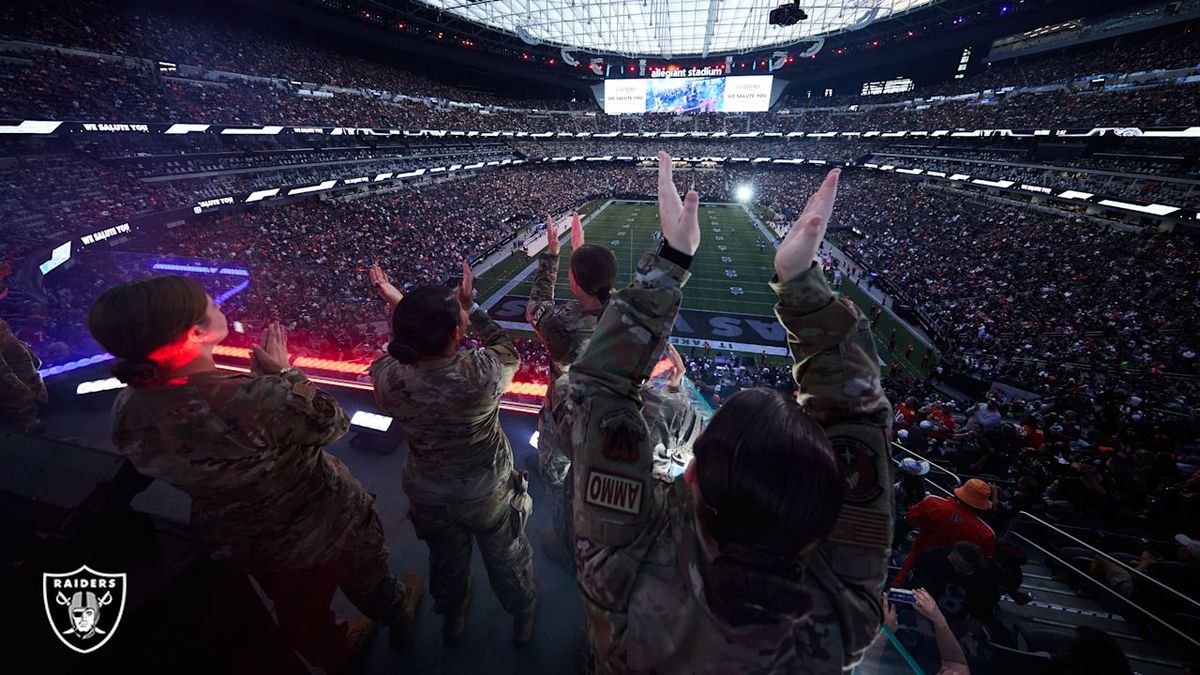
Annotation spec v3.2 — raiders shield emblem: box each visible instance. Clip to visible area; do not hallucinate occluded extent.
[43,566,127,654]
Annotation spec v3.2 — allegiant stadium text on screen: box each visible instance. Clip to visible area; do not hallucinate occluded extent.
[603,76,773,115]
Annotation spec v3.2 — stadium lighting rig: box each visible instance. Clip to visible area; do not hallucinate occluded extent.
[736,184,755,202]
[769,1,809,27]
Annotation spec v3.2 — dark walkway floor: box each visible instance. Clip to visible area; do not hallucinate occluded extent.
[40,372,587,674]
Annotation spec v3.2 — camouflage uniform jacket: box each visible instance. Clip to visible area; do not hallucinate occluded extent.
[570,254,893,674]
[528,250,699,486]
[111,368,372,570]
[0,317,47,430]
[525,250,602,387]
[370,306,520,506]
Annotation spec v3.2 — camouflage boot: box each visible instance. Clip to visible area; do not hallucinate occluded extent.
[388,572,424,651]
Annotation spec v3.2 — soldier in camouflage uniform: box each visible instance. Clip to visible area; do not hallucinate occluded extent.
[528,213,701,564]
[0,317,48,432]
[526,212,609,562]
[569,159,893,673]
[89,276,422,674]
[369,262,538,645]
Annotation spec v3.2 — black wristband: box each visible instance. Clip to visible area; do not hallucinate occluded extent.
[657,240,694,270]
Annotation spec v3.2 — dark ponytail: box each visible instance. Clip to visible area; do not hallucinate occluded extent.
[570,244,617,304]
[110,360,162,388]
[388,285,462,364]
[88,276,209,387]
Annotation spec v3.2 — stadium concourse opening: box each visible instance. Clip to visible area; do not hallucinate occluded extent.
[3,0,1200,673]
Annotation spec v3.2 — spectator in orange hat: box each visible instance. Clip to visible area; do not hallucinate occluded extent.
[892,478,996,587]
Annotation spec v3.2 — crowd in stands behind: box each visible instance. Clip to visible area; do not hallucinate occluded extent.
[5,46,1198,132]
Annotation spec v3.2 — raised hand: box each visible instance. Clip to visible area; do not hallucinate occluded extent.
[774,168,840,283]
[570,211,585,250]
[545,214,560,255]
[251,321,290,374]
[666,344,686,388]
[369,264,404,309]
[457,260,474,310]
[657,152,700,255]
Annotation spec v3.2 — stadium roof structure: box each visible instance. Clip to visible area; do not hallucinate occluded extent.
[411,0,942,58]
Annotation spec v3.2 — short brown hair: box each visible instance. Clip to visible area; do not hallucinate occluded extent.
[89,276,208,386]
[570,244,618,302]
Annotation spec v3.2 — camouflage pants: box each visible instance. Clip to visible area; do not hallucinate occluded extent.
[250,508,411,672]
[409,486,536,616]
[538,437,575,555]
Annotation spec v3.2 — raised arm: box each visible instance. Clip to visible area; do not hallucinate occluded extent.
[571,154,698,401]
[570,152,698,548]
[771,169,894,667]
[526,214,560,327]
[461,260,519,378]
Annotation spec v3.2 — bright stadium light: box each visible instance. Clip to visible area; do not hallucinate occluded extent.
[736,184,754,202]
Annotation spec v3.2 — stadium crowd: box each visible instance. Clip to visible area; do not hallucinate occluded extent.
[5,46,1198,133]
[1,3,1199,672]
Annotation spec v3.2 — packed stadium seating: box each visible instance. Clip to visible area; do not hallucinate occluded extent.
[1,1,1198,672]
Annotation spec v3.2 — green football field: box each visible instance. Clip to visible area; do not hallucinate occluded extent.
[475,199,937,376]
[505,201,778,315]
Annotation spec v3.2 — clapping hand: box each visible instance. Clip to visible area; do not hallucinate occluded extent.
[657,152,700,255]
[251,321,290,374]
[545,214,560,255]
[369,264,404,309]
[774,169,840,283]
[571,211,585,250]
[457,260,474,310]
[666,344,686,388]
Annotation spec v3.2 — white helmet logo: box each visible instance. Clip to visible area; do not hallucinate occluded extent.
[43,566,126,653]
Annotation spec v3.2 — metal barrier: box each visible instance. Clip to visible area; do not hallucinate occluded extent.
[1006,510,1200,652]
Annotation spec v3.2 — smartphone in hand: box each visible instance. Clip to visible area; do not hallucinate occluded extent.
[886,588,917,605]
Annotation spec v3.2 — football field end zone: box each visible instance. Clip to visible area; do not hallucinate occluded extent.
[490,295,790,356]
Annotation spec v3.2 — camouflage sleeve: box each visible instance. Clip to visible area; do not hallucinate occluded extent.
[239,368,351,447]
[469,305,519,379]
[525,250,559,329]
[0,319,45,399]
[569,252,690,547]
[0,323,46,428]
[770,261,893,668]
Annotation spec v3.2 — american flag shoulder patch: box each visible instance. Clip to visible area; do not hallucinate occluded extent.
[828,505,891,549]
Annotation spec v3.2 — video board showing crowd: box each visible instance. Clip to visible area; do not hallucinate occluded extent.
[603,75,773,114]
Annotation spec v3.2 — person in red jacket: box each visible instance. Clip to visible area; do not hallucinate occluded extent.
[892,478,995,587]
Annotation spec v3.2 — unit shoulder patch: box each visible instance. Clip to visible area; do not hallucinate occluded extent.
[832,435,883,504]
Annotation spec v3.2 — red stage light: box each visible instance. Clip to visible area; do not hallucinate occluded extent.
[213,346,550,399]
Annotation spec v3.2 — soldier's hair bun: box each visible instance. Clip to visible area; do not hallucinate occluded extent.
[111,359,161,387]
[387,340,421,364]
[706,549,815,623]
[570,244,617,304]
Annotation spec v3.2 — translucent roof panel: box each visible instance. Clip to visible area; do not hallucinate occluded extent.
[415,1,940,58]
